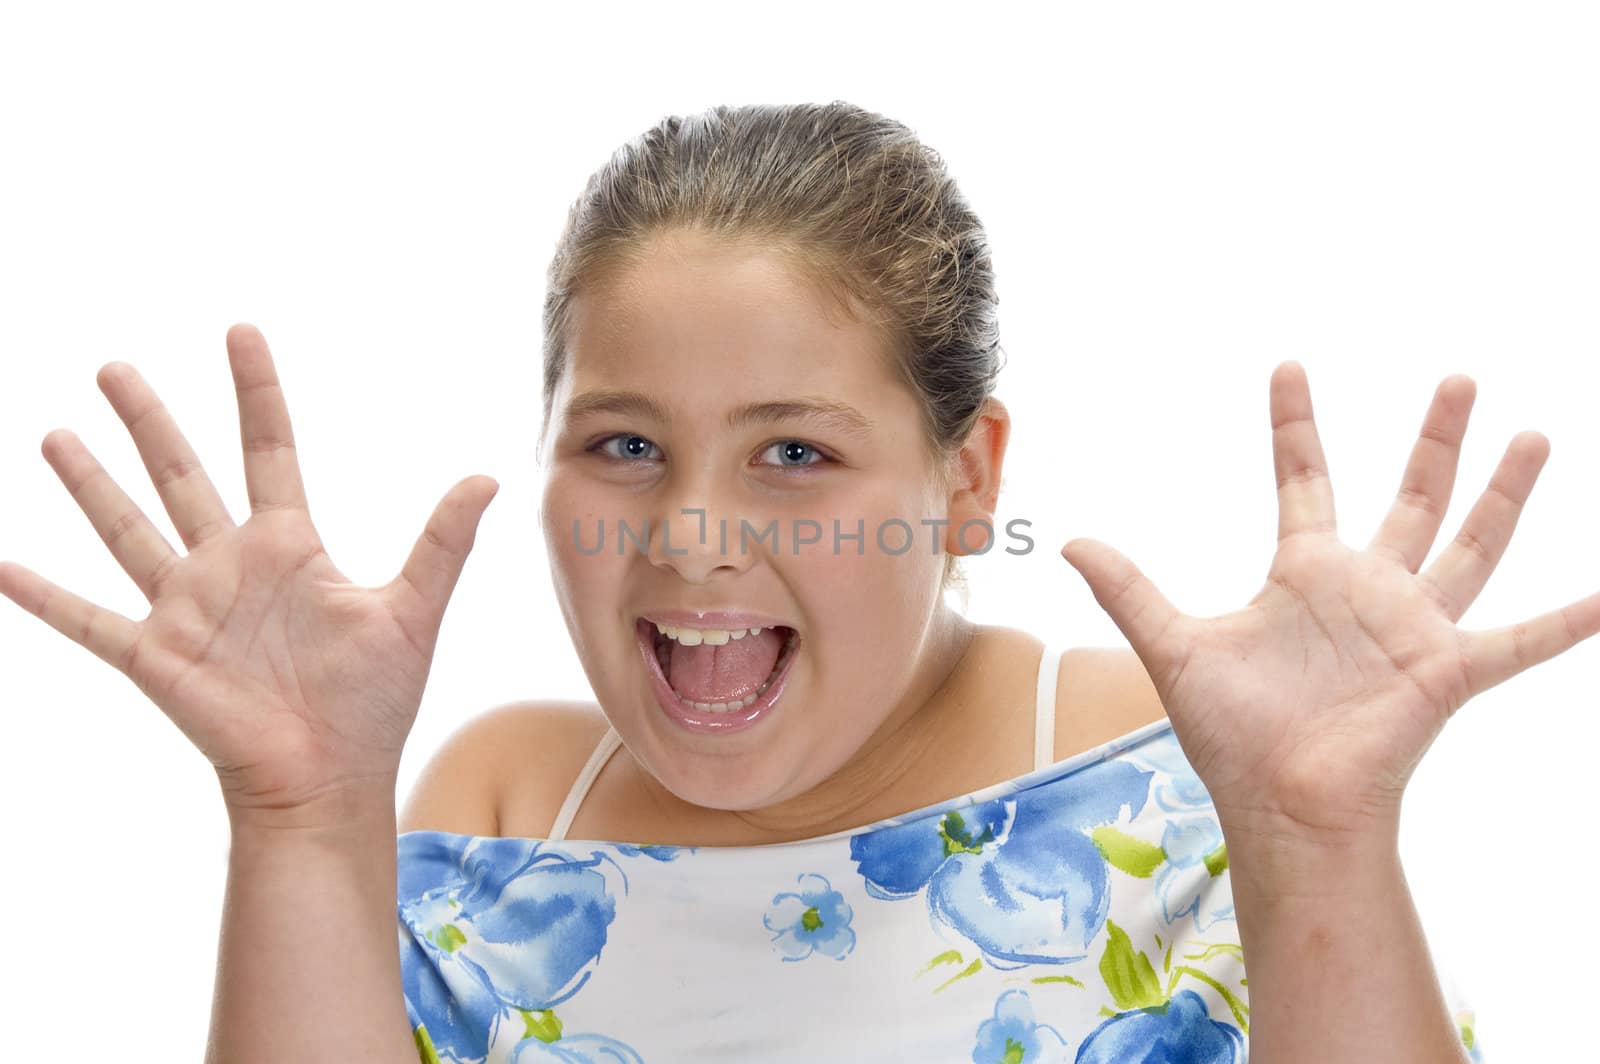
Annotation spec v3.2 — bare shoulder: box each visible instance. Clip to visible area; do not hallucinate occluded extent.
[397,699,610,838]
[1053,646,1167,761]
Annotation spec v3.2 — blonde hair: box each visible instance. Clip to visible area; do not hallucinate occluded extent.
[540,101,1005,601]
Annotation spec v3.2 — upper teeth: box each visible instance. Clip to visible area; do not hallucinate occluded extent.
[653,622,771,647]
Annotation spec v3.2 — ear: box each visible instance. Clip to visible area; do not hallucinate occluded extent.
[941,396,1011,559]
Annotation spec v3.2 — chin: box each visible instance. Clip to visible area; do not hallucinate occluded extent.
[632,729,801,812]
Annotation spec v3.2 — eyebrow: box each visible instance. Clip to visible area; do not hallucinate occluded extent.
[561,389,875,439]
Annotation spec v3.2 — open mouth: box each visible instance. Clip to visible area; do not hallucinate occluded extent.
[633,617,802,732]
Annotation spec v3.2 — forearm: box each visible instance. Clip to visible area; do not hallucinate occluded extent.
[204,790,417,1064]
[1224,822,1468,1064]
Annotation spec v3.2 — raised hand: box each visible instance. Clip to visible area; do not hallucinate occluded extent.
[0,324,498,824]
[1060,362,1600,843]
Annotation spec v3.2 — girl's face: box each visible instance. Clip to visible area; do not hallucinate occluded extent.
[540,228,973,813]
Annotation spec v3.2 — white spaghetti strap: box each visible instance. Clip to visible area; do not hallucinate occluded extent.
[1033,643,1063,772]
[546,726,623,841]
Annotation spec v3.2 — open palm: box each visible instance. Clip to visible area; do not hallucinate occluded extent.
[1062,363,1600,839]
[0,324,498,817]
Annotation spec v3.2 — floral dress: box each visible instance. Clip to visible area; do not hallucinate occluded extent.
[395,650,1484,1062]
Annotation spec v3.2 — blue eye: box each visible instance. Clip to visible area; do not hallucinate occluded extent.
[592,434,662,462]
[758,440,829,469]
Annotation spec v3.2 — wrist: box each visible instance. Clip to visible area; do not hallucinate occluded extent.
[223,777,398,839]
[1216,809,1402,901]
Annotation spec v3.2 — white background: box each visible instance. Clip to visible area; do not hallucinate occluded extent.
[2,2,1594,1058]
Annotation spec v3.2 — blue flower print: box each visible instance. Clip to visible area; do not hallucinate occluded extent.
[764,872,857,961]
[970,989,1069,1064]
[1154,818,1236,931]
[1075,988,1244,1063]
[851,759,1153,967]
[1123,733,1236,933]
[1128,732,1213,817]
[397,834,623,1063]
[611,842,688,862]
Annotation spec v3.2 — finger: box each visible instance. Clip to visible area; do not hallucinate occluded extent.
[1419,431,1549,623]
[97,362,236,550]
[40,428,182,601]
[226,323,310,514]
[0,559,141,673]
[1460,587,1600,700]
[1366,375,1475,573]
[1270,361,1337,543]
[1060,537,1189,688]
[389,476,501,642]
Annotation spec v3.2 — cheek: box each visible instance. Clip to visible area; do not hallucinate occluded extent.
[784,479,946,575]
[781,488,946,635]
[541,468,626,549]
[540,474,627,612]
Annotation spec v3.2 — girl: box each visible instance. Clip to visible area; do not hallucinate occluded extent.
[1,100,1566,1061]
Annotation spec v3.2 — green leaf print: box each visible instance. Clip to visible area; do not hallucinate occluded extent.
[1203,842,1228,877]
[1091,825,1166,878]
[939,810,996,856]
[413,1023,442,1064]
[1099,919,1167,1011]
[427,923,467,953]
[521,1008,563,1044]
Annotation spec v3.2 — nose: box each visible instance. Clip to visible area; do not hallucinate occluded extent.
[646,501,755,582]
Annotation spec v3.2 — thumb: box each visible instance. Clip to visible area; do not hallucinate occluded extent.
[392,475,500,627]
[1060,537,1187,672]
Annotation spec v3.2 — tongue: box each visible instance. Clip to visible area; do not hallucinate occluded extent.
[666,628,786,703]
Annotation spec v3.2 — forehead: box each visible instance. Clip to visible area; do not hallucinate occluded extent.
[566,229,898,396]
